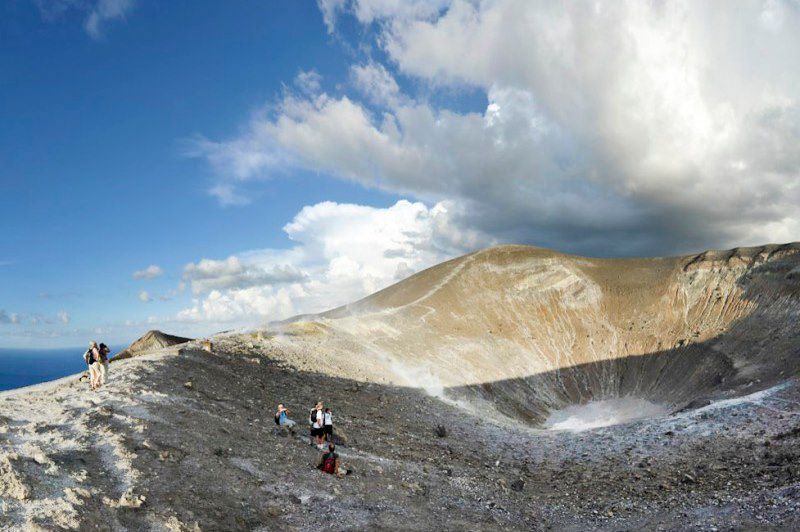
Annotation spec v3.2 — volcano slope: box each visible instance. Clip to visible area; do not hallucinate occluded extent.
[1,243,799,530]
[276,243,800,426]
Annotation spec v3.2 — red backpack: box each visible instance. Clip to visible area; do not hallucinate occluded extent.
[322,453,336,474]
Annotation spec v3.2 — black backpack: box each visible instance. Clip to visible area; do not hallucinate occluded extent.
[274,413,281,425]
[83,349,93,365]
[309,409,317,425]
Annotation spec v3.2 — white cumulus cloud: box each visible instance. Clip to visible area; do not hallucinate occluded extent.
[132,264,164,280]
[183,257,307,295]
[350,62,403,108]
[177,199,492,325]
[193,0,800,256]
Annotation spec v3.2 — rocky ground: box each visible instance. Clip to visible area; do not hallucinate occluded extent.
[1,335,799,531]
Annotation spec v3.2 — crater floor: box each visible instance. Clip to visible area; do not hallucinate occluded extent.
[543,397,670,431]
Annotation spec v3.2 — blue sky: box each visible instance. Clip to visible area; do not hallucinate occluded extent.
[2,1,799,348]
[1,1,401,347]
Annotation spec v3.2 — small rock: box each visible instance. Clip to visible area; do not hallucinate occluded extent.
[510,479,525,492]
[64,487,90,505]
[435,425,448,438]
[30,451,49,465]
[401,481,425,495]
[183,381,193,390]
[111,489,146,508]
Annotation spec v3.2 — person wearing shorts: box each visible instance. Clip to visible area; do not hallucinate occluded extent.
[98,343,111,386]
[323,407,333,441]
[310,402,324,446]
[85,341,102,391]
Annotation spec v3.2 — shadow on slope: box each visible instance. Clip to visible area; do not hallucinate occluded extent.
[385,243,800,428]
[445,262,800,427]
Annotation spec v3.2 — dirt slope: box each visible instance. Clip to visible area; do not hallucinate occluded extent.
[1,337,799,530]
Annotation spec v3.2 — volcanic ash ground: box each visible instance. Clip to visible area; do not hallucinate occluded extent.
[2,243,800,530]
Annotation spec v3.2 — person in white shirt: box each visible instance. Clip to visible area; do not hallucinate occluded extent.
[310,401,324,446]
[323,407,333,442]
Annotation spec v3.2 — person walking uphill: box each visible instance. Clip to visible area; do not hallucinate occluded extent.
[98,343,111,386]
[83,341,102,391]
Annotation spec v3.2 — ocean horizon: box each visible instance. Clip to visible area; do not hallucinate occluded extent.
[0,346,125,392]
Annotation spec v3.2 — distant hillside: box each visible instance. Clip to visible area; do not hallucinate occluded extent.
[112,330,192,361]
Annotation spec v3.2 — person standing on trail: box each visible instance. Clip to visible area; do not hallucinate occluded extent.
[84,341,102,391]
[275,404,296,428]
[310,401,324,447]
[323,407,334,442]
[98,343,111,387]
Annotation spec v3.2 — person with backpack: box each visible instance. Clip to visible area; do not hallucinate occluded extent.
[98,343,111,387]
[274,404,296,428]
[323,407,334,442]
[83,341,102,391]
[317,443,340,476]
[309,401,324,447]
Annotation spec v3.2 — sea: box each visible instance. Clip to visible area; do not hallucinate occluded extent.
[0,346,124,392]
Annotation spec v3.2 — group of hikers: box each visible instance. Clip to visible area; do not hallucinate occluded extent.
[275,401,346,477]
[82,338,345,476]
[83,341,111,391]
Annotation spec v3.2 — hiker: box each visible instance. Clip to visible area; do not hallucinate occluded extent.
[98,343,111,386]
[83,341,102,391]
[274,404,296,428]
[317,443,351,477]
[310,401,324,447]
[317,443,341,476]
[323,407,333,442]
